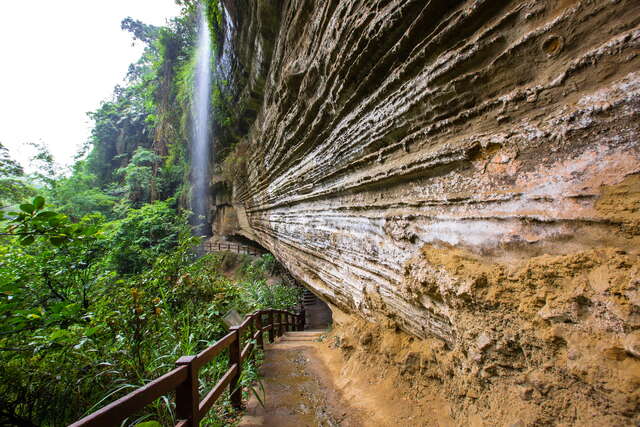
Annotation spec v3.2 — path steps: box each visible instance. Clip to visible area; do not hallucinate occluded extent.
[302,289,317,305]
[276,330,325,344]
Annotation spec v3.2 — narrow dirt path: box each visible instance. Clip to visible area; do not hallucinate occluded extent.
[238,331,365,427]
[239,328,456,427]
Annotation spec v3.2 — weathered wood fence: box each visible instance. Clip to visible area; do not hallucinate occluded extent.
[70,309,304,427]
[202,241,261,256]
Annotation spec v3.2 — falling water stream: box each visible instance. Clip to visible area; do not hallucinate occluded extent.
[190,3,212,236]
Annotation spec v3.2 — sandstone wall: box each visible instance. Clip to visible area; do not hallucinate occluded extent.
[218,0,640,423]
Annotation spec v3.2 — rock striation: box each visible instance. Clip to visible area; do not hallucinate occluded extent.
[216,0,640,424]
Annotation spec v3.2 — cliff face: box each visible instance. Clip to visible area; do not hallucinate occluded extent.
[218,0,640,423]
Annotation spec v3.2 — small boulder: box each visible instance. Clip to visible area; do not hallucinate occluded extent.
[477,333,493,352]
[624,331,640,358]
[538,301,577,323]
[468,349,483,362]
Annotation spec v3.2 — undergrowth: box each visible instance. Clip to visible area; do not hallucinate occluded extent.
[0,231,299,425]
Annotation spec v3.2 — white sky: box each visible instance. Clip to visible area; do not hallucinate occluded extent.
[0,1,182,170]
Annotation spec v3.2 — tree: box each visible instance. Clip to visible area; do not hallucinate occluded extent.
[121,17,161,46]
[106,200,189,274]
[27,142,59,188]
[0,142,34,207]
[48,164,116,221]
[116,147,160,205]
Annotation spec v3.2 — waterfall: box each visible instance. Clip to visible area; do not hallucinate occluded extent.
[190,3,212,236]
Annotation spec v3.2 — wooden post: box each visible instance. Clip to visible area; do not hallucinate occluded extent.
[280,312,285,336]
[268,310,275,343]
[299,307,306,331]
[249,314,255,354]
[229,326,242,409]
[256,311,264,350]
[175,356,199,426]
[273,311,278,338]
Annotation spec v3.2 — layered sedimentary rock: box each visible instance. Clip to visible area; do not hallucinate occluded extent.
[216,0,640,423]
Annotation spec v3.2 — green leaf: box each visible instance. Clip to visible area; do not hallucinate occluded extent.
[48,216,62,226]
[19,235,35,246]
[84,327,100,337]
[49,236,66,247]
[135,422,161,427]
[33,196,45,210]
[19,203,34,214]
[50,329,71,340]
[34,211,58,219]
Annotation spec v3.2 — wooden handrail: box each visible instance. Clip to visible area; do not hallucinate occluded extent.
[240,341,253,362]
[69,308,304,427]
[238,315,253,332]
[194,331,236,370]
[201,241,261,256]
[69,366,189,427]
[198,363,238,417]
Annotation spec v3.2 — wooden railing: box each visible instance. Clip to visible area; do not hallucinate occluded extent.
[69,309,304,427]
[202,241,261,256]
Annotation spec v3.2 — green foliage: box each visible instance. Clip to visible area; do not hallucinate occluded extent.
[0,143,22,177]
[238,254,303,310]
[121,17,161,45]
[220,141,248,185]
[47,166,117,220]
[0,3,297,425]
[85,82,154,187]
[115,147,160,206]
[205,0,223,48]
[0,142,35,206]
[0,210,301,425]
[81,6,200,212]
[106,200,189,274]
[2,196,101,247]
[239,279,303,311]
[27,141,60,187]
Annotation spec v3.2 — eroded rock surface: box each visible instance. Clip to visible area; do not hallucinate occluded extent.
[217,0,640,424]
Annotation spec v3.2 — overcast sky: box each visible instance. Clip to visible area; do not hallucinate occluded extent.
[0,1,182,170]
